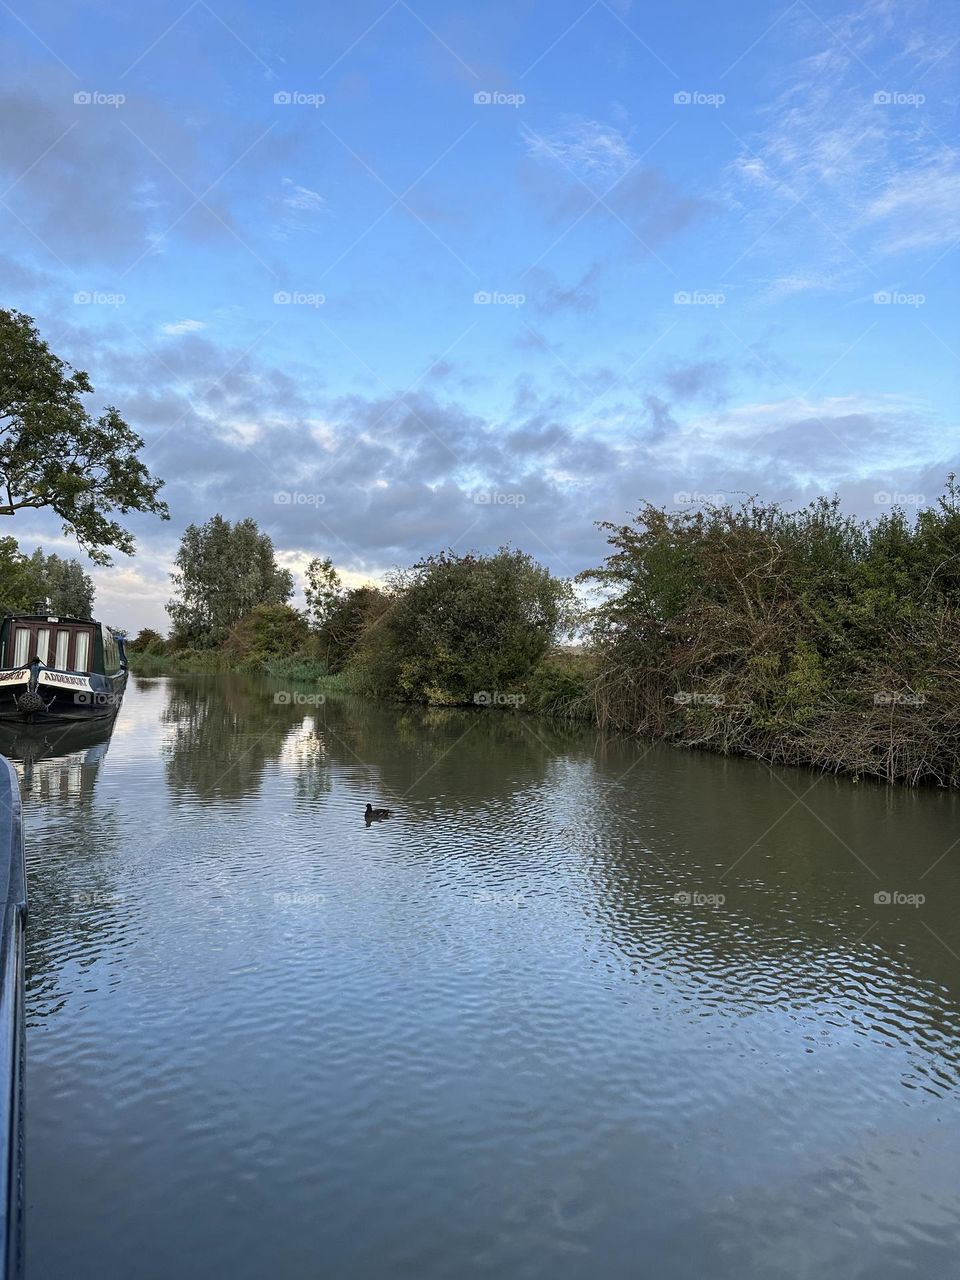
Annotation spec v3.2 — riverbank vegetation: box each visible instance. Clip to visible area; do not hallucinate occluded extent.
[128,481,960,786]
[584,482,960,787]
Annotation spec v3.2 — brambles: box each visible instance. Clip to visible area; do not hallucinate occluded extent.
[581,482,960,786]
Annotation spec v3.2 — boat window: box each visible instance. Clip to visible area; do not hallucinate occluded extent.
[55,630,69,669]
[12,628,30,667]
[36,628,50,664]
[74,631,91,672]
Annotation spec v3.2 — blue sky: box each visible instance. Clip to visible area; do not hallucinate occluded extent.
[0,0,957,629]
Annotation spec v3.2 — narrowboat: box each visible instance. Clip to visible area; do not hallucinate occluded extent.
[0,611,127,723]
[0,757,26,1279]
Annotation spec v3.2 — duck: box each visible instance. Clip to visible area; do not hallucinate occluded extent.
[365,803,392,823]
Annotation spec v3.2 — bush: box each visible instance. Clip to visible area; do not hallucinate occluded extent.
[581,481,960,785]
[350,547,574,706]
[525,649,595,718]
[316,586,391,672]
[224,604,309,662]
[128,627,167,654]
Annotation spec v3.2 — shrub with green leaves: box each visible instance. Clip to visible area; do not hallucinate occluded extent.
[350,547,574,706]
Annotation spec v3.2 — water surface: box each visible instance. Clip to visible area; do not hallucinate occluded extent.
[8,674,960,1278]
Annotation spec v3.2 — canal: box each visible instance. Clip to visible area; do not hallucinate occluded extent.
[7,674,960,1277]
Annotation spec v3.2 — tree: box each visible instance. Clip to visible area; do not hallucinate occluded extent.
[26,548,95,617]
[167,515,294,648]
[317,585,391,672]
[0,308,169,564]
[351,547,573,704]
[0,536,39,614]
[128,628,166,654]
[224,604,309,661]
[303,556,342,630]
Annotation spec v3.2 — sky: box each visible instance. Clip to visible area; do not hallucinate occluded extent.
[0,0,957,631]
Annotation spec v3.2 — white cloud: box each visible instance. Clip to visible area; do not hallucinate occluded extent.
[281,178,325,212]
[160,319,206,335]
[523,119,636,185]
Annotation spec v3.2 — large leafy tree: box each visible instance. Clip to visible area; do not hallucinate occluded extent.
[26,547,95,617]
[0,308,169,564]
[167,515,294,648]
[303,555,342,630]
[0,537,95,616]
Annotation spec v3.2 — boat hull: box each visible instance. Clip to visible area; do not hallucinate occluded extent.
[0,668,127,723]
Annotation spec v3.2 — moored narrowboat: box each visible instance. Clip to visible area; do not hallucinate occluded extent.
[0,611,127,723]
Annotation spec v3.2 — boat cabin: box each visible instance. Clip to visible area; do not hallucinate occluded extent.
[0,613,123,676]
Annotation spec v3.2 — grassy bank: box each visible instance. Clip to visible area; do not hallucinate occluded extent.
[127,644,596,720]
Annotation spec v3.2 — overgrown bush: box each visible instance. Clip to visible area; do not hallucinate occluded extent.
[582,480,960,785]
[224,604,310,663]
[350,547,574,706]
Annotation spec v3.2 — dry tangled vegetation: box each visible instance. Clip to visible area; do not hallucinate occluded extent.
[581,483,960,787]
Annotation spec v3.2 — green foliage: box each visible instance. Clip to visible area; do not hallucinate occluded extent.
[167,515,294,648]
[0,308,168,563]
[525,649,594,718]
[26,547,95,616]
[303,556,342,630]
[224,603,309,662]
[128,627,166,654]
[0,536,94,616]
[350,547,574,705]
[582,481,960,786]
[316,585,391,672]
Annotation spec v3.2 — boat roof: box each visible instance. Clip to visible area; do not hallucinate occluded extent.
[2,613,99,626]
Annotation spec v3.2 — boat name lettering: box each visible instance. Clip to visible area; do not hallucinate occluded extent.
[39,672,90,688]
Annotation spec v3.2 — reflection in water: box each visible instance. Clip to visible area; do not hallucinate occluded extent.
[9,674,960,1280]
